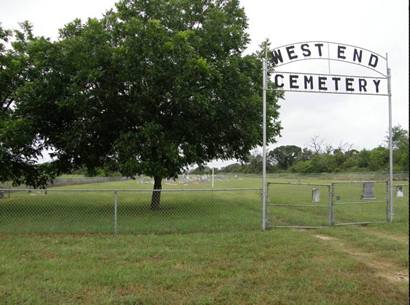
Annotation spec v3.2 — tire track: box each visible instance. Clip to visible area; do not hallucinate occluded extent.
[313,234,409,287]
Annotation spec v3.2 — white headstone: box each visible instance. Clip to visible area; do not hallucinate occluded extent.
[396,186,404,198]
[312,188,320,203]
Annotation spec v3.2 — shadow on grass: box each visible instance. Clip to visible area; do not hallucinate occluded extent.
[0,191,261,234]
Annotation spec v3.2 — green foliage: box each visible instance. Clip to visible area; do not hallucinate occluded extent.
[219,128,409,174]
[289,159,313,173]
[268,145,301,169]
[368,147,389,171]
[1,1,282,190]
[391,125,409,172]
[0,23,55,187]
[218,153,277,174]
[4,0,281,190]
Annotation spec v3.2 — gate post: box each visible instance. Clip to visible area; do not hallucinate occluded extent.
[114,191,118,235]
[328,184,335,226]
[386,54,394,223]
[385,180,390,223]
[261,54,267,231]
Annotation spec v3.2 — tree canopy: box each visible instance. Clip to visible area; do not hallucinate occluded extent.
[268,145,301,169]
[0,22,52,187]
[1,0,281,207]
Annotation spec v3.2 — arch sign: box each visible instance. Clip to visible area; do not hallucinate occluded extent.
[260,41,393,230]
[271,41,388,95]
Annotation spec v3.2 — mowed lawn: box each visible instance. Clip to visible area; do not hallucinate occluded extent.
[0,175,408,304]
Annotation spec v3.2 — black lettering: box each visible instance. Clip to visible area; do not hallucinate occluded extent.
[289,74,299,89]
[368,54,379,68]
[353,49,363,63]
[373,79,381,93]
[346,78,354,92]
[274,74,284,88]
[358,79,367,92]
[286,46,298,60]
[301,44,311,57]
[271,49,284,65]
[318,77,327,90]
[332,77,341,91]
[314,43,324,56]
[337,45,346,59]
[304,75,314,89]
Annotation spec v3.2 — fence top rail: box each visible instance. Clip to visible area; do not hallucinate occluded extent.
[0,187,261,193]
[331,180,387,184]
[267,182,331,187]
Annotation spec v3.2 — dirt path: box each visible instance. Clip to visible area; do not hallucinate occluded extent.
[313,234,409,288]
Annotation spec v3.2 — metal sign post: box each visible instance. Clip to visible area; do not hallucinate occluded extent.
[262,54,267,231]
[386,54,393,222]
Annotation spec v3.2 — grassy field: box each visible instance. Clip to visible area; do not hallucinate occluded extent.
[0,174,408,304]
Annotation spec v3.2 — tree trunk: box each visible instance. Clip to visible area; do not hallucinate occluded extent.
[151,176,162,210]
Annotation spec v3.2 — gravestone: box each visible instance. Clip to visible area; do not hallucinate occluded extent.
[361,182,375,200]
[312,188,320,203]
[395,185,404,198]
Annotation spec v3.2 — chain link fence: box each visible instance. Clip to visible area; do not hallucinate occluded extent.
[267,182,331,228]
[1,172,408,234]
[331,181,388,225]
[267,181,409,228]
[0,188,261,234]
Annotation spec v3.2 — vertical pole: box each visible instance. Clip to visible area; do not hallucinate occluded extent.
[385,180,389,223]
[114,191,118,235]
[386,53,393,223]
[327,185,331,225]
[329,183,335,225]
[211,167,215,189]
[261,49,267,231]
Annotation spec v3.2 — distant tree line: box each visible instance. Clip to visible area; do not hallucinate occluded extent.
[192,126,409,174]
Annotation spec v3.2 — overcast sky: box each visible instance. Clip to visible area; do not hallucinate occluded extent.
[1,0,408,168]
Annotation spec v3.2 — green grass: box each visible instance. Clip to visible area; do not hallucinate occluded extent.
[0,188,261,234]
[0,230,407,305]
[0,175,408,304]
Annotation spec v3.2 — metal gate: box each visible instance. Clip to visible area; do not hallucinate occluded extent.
[266,181,395,228]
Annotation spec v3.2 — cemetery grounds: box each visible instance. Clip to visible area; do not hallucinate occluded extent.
[0,173,408,304]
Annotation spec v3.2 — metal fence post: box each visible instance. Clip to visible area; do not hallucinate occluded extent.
[114,191,118,235]
[265,183,270,228]
[328,183,335,226]
[385,180,390,223]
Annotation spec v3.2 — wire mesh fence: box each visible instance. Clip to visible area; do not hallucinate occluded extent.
[267,182,331,227]
[332,181,388,225]
[267,181,409,228]
[0,174,408,234]
[0,188,261,234]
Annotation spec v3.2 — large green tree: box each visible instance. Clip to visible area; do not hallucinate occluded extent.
[268,145,302,170]
[0,23,52,187]
[10,0,281,208]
